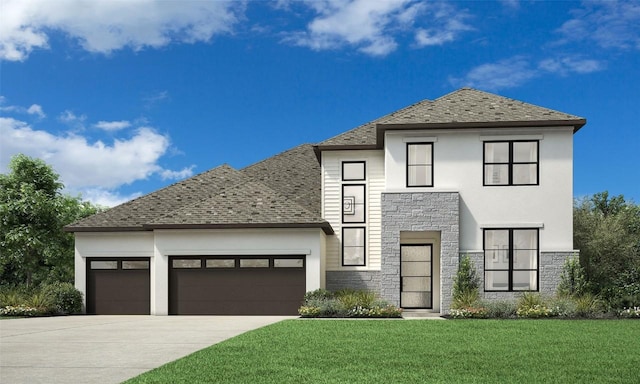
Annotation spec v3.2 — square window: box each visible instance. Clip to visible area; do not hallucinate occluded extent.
[342,162,366,181]
[484,141,538,186]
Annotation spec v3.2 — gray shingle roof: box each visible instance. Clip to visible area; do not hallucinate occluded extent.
[66,164,244,230]
[66,88,585,233]
[318,88,586,148]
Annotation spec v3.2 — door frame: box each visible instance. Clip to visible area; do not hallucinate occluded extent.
[399,243,433,309]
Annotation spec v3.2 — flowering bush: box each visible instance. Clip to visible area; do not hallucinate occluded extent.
[449,307,487,319]
[618,307,640,318]
[0,305,45,317]
[298,289,402,318]
[517,304,552,318]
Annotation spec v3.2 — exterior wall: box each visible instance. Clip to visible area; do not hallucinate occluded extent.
[322,150,385,271]
[75,228,326,315]
[326,271,381,292]
[384,127,575,252]
[381,192,459,314]
[466,251,576,301]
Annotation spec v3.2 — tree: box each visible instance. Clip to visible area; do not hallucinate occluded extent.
[452,255,480,308]
[0,154,101,287]
[574,191,640,307]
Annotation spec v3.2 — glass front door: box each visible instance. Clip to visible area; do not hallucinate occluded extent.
[400,244,432,309]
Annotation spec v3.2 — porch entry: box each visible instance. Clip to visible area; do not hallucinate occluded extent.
[400,244,433,309]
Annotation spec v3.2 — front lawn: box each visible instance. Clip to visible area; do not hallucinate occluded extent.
[126,319,639,384]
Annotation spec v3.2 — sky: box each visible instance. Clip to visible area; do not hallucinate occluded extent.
[1,0,639,207]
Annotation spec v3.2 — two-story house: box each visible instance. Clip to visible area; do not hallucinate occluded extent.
[66,88,585,315]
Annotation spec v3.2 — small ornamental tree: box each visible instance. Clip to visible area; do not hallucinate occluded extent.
[452,255,480,309]
[558,256,588,298]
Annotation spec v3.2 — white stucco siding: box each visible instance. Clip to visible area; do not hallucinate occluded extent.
[75,228,326,315]
[384,127,575,252]
[322,150,385,271]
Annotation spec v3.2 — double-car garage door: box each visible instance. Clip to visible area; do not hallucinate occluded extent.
[86,255,305,315]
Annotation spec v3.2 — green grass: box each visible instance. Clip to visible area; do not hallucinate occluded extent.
[126,319,640,384]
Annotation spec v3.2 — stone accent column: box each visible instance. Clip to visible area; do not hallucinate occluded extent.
[381,192,459,314]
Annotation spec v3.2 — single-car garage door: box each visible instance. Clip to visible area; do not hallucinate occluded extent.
[87,258,150,315]
[169,256,305,315]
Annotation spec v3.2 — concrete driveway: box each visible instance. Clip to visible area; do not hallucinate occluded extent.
[0,315,295,384]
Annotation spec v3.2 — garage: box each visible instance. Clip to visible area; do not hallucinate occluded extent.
[169,255,305,315]
[86,258,150,315]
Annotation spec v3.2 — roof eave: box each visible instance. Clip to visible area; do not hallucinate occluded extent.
[64,226,148,233]
[143,222,335,235]
[376,119,587,147]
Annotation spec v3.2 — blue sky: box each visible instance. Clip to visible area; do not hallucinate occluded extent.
[1,0,639,206]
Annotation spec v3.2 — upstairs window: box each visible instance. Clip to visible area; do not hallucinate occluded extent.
[407,143,433,187]
[342,184,365,223]
[484,141,538,186]
[342,161,366,181]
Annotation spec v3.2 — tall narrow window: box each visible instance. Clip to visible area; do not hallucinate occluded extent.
[342,227,366,266]
[484,228,538,291]
[407,143,433,187]
[342,184,365,223]
[484,141,538,186]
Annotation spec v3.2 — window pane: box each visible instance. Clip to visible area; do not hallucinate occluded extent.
[91,261,117,270]
[401,292,431,307]
[408,165,431,186]
[513,164,537,184]
[401,262,431,276]
[485,271,509,290]
[514,230,537,250]
[485,142,509,162]
[402,276,431,291]
[206,259,235,268]
[274,259,304,268]
[485,230,509,250]
[485,249,509,269]
[122,260,149,270]
[343,246,364,265]
[514,250,537,269]
[343,162,365,180]
[343,185,365,222]
[485,164,509,185]
[513,271,537,290]
[513,142,537,162]
[401,246,431,262]
[240,259,269,268]
[408,144,431,165]
[172,259,201,268]
[343,227,365,247]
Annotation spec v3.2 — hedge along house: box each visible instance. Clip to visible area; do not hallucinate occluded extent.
[66,88,586,315]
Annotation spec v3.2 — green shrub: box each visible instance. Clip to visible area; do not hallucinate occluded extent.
[481,300,517,319]
[299,289,401,318]
[26,291,54,313]
[558,256,589,298]
[548,296,577,318]
[42,282,83,314]
[0,287,26,307]
[517,292,551,318]
[573,293,604,318]
[452,255,480,309]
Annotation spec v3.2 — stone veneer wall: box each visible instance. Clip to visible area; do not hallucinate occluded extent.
[381,192,459,314]
[466,251,576,301]
[326,271,381,292]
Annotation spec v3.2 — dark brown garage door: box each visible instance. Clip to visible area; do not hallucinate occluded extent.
[169,256,305,315]
[87,258,150,315]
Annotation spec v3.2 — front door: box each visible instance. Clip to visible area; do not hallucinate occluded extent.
[400,244,432,309]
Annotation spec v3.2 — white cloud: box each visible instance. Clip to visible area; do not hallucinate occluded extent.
[0,0,243,61]
[75,188,143,208]
[538,56,605,75]
[160,166,195,181]
[449,56,537,91]
[450,55,605,90]
[283,0,472,56]
[94,120,131,131]
[557,1,640,50]
[0,100,46,118]
[0,116,192,206]
[27,104,45,118]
